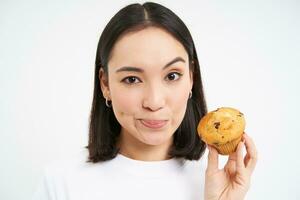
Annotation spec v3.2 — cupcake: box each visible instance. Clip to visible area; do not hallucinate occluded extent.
[197,107,246,155]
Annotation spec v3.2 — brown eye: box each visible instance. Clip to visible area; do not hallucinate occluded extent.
[122,76,141,84]
[166,72,182,81]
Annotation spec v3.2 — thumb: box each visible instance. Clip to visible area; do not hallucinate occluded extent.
[206,145,219,175]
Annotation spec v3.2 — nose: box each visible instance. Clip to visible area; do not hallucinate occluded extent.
[142,84,166,112]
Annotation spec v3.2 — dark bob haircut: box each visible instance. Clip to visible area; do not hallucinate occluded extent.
[86,2,208,162]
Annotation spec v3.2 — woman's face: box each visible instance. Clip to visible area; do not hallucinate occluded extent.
[100,27,193,149]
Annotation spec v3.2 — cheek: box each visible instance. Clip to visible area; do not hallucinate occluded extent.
[110,88,138,133]
[169,85,189,123]
[171,86,189,110]
[110,86,139,118]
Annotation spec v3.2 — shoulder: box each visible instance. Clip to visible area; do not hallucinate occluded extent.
[43,148,93,179]
[43,147,118,179]
[32,148,95,200]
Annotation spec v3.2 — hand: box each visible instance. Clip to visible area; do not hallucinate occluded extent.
[204,133,258,200]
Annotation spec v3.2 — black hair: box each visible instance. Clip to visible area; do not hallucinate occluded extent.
[85,2,207,162]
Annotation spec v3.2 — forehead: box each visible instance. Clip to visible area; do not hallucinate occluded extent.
[108,27,188,69]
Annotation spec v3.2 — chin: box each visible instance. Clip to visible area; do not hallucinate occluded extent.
[139,133,173,146]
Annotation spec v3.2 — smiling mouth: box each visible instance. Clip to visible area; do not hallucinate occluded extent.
[139,119,168,129]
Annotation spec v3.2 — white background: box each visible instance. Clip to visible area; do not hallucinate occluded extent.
[1,0,299,199]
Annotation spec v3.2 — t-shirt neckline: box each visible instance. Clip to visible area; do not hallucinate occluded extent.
[111,153,186,178]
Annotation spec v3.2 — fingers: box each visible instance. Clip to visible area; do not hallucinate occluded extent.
[206,133,258,176]
[243,133,258,173]
[227,149,238,164]
[225,136,246,175]
[206,145,219,174]
[236,139,245,170]
[224,151,237,176]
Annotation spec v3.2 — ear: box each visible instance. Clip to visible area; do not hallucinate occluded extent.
[99,68,110,99]
[189,70,194,89]
[189,61,194,90]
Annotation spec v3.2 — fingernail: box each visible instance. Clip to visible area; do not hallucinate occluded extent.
[242,134,246,142]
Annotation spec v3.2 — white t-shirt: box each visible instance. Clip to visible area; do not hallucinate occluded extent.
[32,148,207,200]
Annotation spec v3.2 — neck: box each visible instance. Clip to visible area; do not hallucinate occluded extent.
[116,132,174,161]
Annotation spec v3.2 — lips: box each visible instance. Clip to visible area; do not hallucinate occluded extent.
[140,119,168,129]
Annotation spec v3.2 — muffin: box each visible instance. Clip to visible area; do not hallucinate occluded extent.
[197,107,246,155]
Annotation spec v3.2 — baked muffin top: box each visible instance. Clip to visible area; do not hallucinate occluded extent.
[197,107,245,145]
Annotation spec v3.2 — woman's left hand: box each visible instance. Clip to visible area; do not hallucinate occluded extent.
[204,133,258,200]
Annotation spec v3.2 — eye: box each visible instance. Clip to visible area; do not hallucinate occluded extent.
[166,72,183,81]
[121,76,141,84]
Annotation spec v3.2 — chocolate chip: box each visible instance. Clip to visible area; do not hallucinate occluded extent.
[213,108,220,112]
[214,122,220,129]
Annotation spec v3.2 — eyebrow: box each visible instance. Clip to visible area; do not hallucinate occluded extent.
[115,56,186,73]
